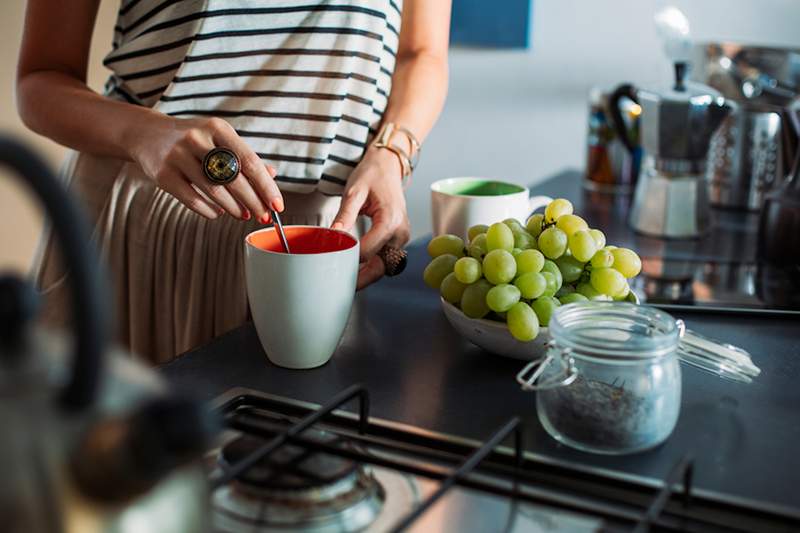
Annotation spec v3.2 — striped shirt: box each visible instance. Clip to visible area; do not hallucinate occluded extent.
[103,0,403,194]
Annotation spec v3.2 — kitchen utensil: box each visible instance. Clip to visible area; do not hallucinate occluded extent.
[245,226,359,369]
[270,208,291,253]
[691,42,800,210]
[584,86,642,194]
[620,8,735,238]
[0,135,215,533]
[758,111,800,265]
[430,177,551,240]
[516,301,761,454]
[440,298,549,360]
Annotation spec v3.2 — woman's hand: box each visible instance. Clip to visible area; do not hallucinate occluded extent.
[332,147,411,290]
[129,115,284,221]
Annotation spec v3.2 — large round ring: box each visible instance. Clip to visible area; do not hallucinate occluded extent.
[377,246,407,277]
[203,147,240,184]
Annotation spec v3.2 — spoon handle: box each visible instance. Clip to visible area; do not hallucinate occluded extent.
[271,210,291,253]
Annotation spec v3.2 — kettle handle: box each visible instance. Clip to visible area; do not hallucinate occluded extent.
[0,136,108,410]
[607,83,640,155]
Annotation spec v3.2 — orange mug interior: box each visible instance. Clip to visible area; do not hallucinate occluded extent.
[247,226,357,254]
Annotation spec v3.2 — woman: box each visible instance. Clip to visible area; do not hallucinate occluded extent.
[17,0,450,364]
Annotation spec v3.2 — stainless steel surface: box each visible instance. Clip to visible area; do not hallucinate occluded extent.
[706,106,789,209]
[630,155,712,238]
[271,209,291,253]
[690,43,800,107]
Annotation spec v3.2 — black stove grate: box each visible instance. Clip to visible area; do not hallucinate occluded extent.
[211,386,800,532]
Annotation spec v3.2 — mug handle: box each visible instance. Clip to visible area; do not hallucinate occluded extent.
[528,195,552,216]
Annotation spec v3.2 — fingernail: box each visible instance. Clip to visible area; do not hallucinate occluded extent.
[259,214,271,224]
[242,210,251,221]
[267,165,277,177]
[218,208,225,216]
[272,198,284,212]
[332,222,343,230]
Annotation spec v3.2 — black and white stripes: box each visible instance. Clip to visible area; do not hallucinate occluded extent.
[104,0,402,193]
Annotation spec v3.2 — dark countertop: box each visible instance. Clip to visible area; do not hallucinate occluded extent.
[161,170,800,514]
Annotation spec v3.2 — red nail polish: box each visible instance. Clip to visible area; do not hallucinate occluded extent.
[242,210,251,221]
[272,199,284,212]
[259,214,271,224]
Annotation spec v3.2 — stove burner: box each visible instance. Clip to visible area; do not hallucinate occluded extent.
[212,430,386,532]
[220,433,358,490]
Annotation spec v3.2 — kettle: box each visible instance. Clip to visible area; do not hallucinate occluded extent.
[0,136,216,533]
[609,68,736,238]
[758,100,800,265]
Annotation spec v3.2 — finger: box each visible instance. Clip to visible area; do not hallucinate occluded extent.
[387,217,411,249]
[173,146,245,218]
[331,188,367,232]
[206,119,284,212]
[224,173,269,222]
[356,255,385,290]
[358,210,399,261]
[160,173,220,219]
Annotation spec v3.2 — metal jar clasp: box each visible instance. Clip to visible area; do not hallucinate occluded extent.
[516,341,578,391]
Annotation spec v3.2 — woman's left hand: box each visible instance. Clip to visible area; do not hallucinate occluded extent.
[332,147,411,290]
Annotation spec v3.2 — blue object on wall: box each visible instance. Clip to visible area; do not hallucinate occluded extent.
[449,0,532,49]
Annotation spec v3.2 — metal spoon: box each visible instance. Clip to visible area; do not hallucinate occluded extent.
[270,209,291,253]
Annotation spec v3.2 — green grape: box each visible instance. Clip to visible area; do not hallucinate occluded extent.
[560,293,589,305]
[511,248,522,257]
[514,272,547,299]
[613,281,631,301]
[540,272,558,297]
[482,249,517,285]
[440,273,468,304]
[590,248,614,269]
[460,279,492,319]
[555,214,589,236]
[507,302,540,341]
[427,234,464,258]
[541,260,563,291]
[454,256,482,284]
[467,224,489,242]
[576,282,612,301]
[538,227,568,259]
[486,284,521,313]
[544,198,573,223]
[568,230,598,263]
[515,249,545,275]
[525,213,545,237]
[555,284,575,298]
[468,233,488,260]
[486,222,514,252]
[513,230,535,250]
[590,267,627,296]
[531,296,560,327]
[503,218,525,234]
[555,255,584,283]
[611,248,642,278]
[588,229,606,249]
[423,254,458,289]
[603,245,618,251]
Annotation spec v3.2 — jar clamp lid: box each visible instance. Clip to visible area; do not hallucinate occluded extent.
[518,303,761,390]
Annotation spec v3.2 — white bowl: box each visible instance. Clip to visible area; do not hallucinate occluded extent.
[440,298,550,360]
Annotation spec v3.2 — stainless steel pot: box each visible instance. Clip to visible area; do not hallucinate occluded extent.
[691,43,800,210]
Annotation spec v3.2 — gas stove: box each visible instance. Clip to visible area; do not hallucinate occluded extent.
[206,386,799,532]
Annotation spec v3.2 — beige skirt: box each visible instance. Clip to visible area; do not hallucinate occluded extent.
[33,150,357,365]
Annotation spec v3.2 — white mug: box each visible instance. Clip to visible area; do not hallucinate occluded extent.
[431,177,553,239]
[244,226,359,369]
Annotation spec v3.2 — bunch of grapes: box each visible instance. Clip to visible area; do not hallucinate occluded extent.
[423,198,642,342]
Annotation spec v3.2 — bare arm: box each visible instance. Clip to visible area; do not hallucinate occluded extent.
[16,0,282,221]
[333,0,451,288]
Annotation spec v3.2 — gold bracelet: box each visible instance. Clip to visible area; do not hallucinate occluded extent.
[371,122,421,187]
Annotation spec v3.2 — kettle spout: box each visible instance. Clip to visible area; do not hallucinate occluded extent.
[705,95,737,135]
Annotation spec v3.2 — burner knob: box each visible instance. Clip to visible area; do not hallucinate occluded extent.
[70,396,219,503]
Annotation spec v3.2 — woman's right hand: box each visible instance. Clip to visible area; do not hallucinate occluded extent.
[128,115,284,222]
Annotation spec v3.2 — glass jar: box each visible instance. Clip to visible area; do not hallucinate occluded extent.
[517,302,682,455]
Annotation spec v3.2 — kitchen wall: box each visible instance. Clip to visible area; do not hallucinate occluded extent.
[1,0,798,272]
